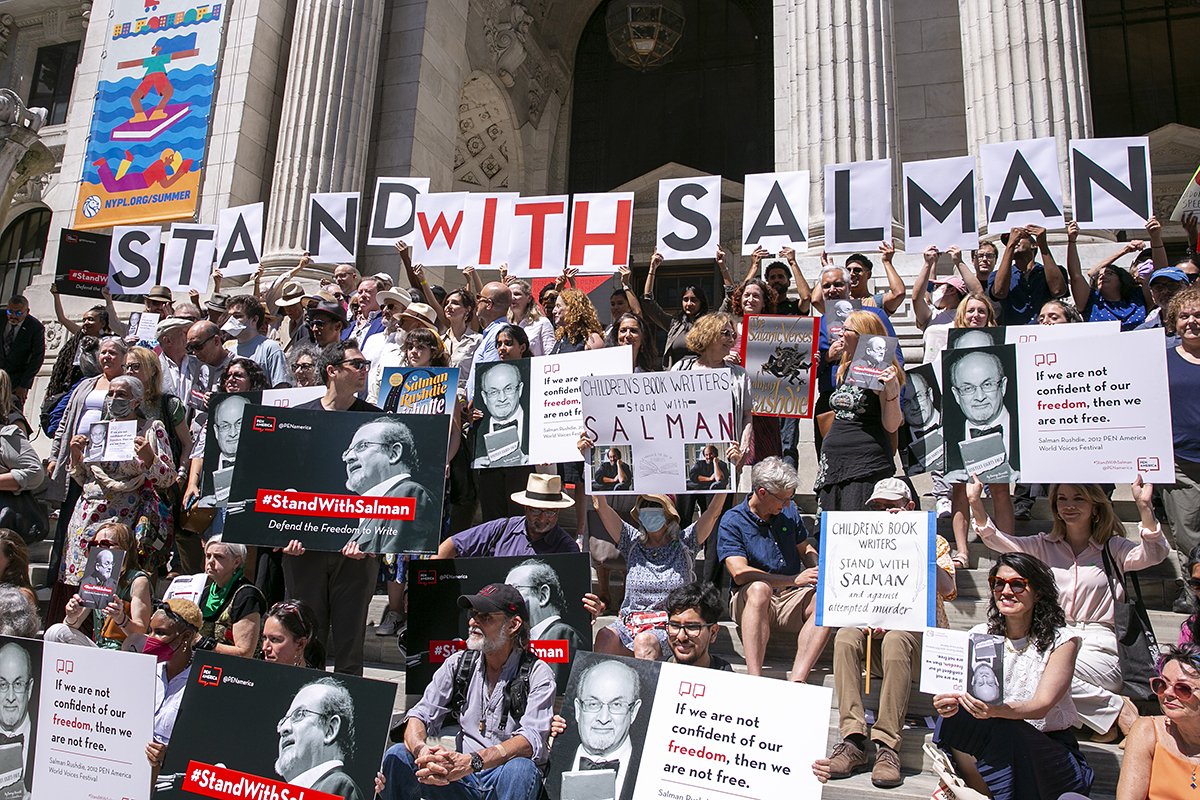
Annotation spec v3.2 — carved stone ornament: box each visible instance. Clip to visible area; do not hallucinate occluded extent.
[484,2,533,87]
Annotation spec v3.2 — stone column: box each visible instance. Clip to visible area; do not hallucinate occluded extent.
[261,0,385,269]
[958,0,1092,195]
[773,0,898,229]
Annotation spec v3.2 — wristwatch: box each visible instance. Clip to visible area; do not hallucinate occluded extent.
[469,753,485,773]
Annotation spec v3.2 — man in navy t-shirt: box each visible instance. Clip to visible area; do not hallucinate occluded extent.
[987,225,1069,326]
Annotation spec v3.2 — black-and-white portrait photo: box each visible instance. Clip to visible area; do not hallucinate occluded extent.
[78,547,124,608]
[946,327,1004,351]
[902,363,942,433]
[201,392,254,506]
[473,360,531,468]
[343,416,439,554]
[941,345,1020,483]
[549,653,660,800]
[0,637,41,799]
[827,298,861,337]
[904,427,945,477]
[504,559,589,687]
[591,446,633,493]
[846,334,897,390]
[967,633,1004,703]
[84,422,107,462]
[684,443,731,491]
[160,652,394,800]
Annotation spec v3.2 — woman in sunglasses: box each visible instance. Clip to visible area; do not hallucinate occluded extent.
[1117,644,1200,799]
[966,474,1168,741]
[931,552,1093,800]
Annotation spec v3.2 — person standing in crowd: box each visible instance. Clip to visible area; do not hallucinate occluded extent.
[812,243,907,316]
[306,295,348,347]
[47,288,110,398]
[365,288,414,405]
[1164,285,1200,613]
[1116,644,1200,799]
[223,295,292,388]
[814,310,904,514]
[507,279,555,356]
[988,225,1069,326]
[185,321,231,396]
[1037,299,1084,325]
[911,244,981,361]
[124,346,191,465]
[261,599,326,668]
[662,582,734,670]
[821,478,957,788]
[381,584,553,800]
[465,282,513,398]
[1064,219,1152,331]
[0,530,36,610]
[155,317,199,404]
[287,344,322,388]
[349,276,386,347]
[604,313,660,373]
[718,457,826,682]
[142,598,204,765]
[641,250,721,368]
[0,295,44,410]
[926,552,1093,800]
[333,263,360,299]
[442,288,483,371]
[967,475,1168,740]
[739,245,811,315]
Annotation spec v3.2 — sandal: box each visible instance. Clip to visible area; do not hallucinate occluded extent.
[951,552,970,569]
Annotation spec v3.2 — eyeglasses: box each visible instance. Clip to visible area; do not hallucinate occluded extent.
[719,329,736,339]
[666,621,709,637]
[1187,578,1200,590]
[1150,677,1196,701]
[482,384,520,401]
[973,252,997,262]
[343,440,391,459]
[87,539,118,549]
[0,678,29,695]
[955,379,1002,397]
[186,334,217,354]
[215,419,242,436]
[123,363,142,372]
[988,577,1029,595]
[336,358,371,371]
[276,708,328,733]
[579,698,635,715]
[152,600,198,631]
[294,362,316,372]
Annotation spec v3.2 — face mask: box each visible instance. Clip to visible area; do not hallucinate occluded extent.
[103,397,136,419]
[931,286,947,307]
[142,636,176,663]
[220,317,246,337]
[639,508,667,532]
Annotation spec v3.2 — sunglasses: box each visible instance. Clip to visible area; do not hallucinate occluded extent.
[988,577,1029,595]
[1187,578,1200,590]
[1150,677,1196,701]
[336,358,371,371]
[152,600,198,631]
[186,334,217,354]
[87,539,118,549]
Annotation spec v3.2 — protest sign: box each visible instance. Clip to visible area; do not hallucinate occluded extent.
[823,298,861,338]
[127,311,161,341]
[473,348,632,468]
[904,428,945,476]
[405,553,592,694]
[580,370,737,495]
[1001,319,1120,344]
[981,138,1066,229]
[83,420,137,463]
[367,177,430,247]
[412,192,469,266]
[158,652,394,800]
[903,156,979,251]
[73,0,228,230]
[78,547,124,609]
[824,159,891,253]
[458,192,517,268]
[741,171,809,255]
[920,629,1006,702]
[567,193,635,273]
[816,511,938,631]
[216,203,263,277]
[198,387,325,507]
[547,652,831,800]
[107,225,162,295]
[162,573,207,604]
[740,315,817,418]
[657,176,722,260]
[1171,163,1200,222]
[224,405,448,553]
[308,192,360,263]
[55,229,115,298]
[159,224,216,292]
[941,343,1021,483]
[507,195,570,277]
[845,334,897,390]
[0,635,155,800]
[1069,137,1152,229]
[380,367,459,414]
[1015,327,1172,483]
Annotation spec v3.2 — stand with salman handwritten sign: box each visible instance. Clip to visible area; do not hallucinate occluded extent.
[815,511,938,631]
[580,371,737,495]
[740,315,818,418]
[0,635,155,800]
[547,652,831,800]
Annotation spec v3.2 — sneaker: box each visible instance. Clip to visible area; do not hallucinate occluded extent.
[935,497,952,519]
[375,609,404,636]
[1014,504,1033,521]
[871,745,903,788]
[1173,584,1195,615]
[827,738,868,779]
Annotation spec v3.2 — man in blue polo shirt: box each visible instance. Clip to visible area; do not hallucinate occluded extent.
[988,225,1069,326]
[717,457,828,682]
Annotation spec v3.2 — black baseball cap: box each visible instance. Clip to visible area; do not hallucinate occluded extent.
[457,583,528,619]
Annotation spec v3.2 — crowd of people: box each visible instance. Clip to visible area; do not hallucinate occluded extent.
[0,215,1195,800]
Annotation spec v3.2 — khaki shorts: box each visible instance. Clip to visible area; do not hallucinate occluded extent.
[730,584,814,633]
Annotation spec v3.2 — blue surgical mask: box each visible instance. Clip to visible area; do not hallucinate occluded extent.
[639,508,667,532]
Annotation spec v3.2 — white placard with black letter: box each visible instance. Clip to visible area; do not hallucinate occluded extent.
[367,177,429,247]
[815,511,937,631]
[656,176,722,260]
[741,171,810,255]
[107,225,161,295]
[981,138,1065,229]
[159,224,216,292]
[412,191,469,266]
[824,160,892,253]
[567,192,635,273]
[1069,137,1153,229]
[458,192,518,268]
[507,195,570,277]
[308,192,360,263]
[903,156,979,251]
[216,202,263,277]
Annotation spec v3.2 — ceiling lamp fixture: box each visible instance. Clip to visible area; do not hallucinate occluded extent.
[605,0,685,72]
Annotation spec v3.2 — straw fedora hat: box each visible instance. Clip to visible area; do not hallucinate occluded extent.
[510,473,575,509]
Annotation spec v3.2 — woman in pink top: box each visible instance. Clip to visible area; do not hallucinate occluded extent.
[966,475,1168,740]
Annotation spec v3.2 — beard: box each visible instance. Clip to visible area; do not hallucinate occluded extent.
[466,625,512,656]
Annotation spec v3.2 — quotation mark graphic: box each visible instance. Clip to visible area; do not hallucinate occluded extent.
[678,681,706,698]
[1033,353,1058,367]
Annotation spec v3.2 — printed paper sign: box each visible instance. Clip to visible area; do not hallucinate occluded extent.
[816,511,937,632]
[507,195,569,277]
[903,156,979,251]
[920,628,1006,702]
[1170,164,1200,222]
[742,171,810,255]
[981,138,1065,229]
[78,547,125,609]
[405,553,592,694]
[380,367,458,414]
[844,334,898,391]
[567,193,635,273]
[160,223,216,291]
[308,192,360,263]
[82,419,138,463]
[107,225,161,295]
[547,652,832,800]
[580,371,737,495]
[740,315,817,418]
[412,191,469,266]
[824,159,891,253]
[1069,137,1152,229]
[656,176,722,260]
[367,177,430,247]
[216,203,263,277]
[458,192,517,268]
[127,311,161,340]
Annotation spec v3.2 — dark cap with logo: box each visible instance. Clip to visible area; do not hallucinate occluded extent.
[457,583,528,619]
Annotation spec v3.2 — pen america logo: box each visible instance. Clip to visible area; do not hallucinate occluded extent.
[198,665,222,687]
[251,416,276,433]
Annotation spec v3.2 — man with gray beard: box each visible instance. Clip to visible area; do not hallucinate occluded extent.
[381,584,554,800]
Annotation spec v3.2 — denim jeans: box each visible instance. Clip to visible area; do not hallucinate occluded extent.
[382,743,542,800]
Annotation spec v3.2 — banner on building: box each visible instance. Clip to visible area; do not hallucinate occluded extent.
[740,315,817,418]
[74,0,229,229]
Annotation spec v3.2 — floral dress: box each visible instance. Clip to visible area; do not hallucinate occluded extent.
[62,419,175,585]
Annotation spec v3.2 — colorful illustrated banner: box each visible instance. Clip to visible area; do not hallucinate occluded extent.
[740,315,817,418]
[380,367,459,414]
[816,511,937,632]
[74,1,228,229]
[546,652,831,800]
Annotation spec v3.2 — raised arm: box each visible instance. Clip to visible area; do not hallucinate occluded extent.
[809,251,835,313]
[990,229,1021,300]
[1028,225,1067,298]
[412,263,450,330]
[617,264,642,318]
[50,285,82,336]
[694,491,730,546]
[640,253,673,330]
[877,240,907,314]
[101,287,129,336]
[715,246,735,308]
[1146,216,1168,271]
[741,247,769,286]
[780,246,811,313]
[1064,221,1091,311]
[948,247,984,294]
[589,494,624,545]
[911,245,939,330]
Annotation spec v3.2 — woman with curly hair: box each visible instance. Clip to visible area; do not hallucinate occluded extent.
[1037,299,1084,325]
[0,528,35,608]
[603,313,661,372]
[550,289,605,354]
[218,357,270,393]
[929,551,1093,800]
[508,279,555,356]
[1065,219,1148,331]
